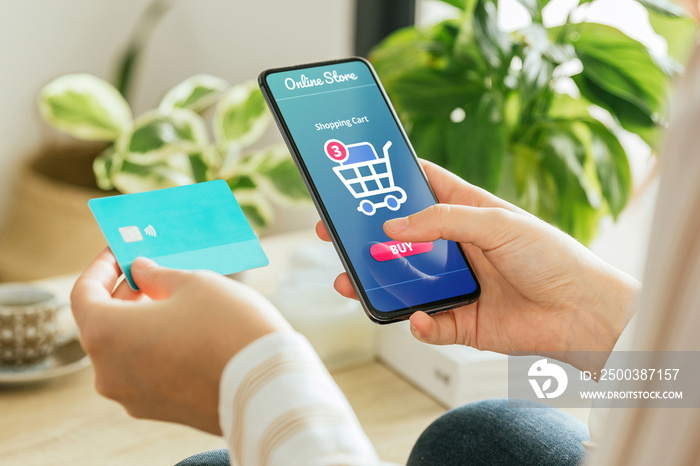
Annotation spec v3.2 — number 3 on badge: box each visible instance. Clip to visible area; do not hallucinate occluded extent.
[324,139,349,163]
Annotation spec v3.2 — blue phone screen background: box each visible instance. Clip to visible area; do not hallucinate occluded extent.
[266,61,477,313]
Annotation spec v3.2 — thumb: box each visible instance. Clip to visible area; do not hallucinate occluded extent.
[130,257,191,300]
[384,204,517,251]
[409,311,443,344]
[409,311,460,346]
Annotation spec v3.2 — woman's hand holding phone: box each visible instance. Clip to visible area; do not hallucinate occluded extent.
[317,160,641,373]
[260,58,480,321]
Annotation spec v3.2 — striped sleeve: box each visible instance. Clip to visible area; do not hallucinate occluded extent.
[584,314,638,451]
[219,331,391,466]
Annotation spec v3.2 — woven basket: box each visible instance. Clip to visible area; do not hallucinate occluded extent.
[0,145,112,281]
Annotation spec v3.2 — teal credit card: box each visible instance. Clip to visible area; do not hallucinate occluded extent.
[88,180,268,290]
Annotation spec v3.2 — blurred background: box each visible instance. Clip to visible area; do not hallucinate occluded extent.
[0,0,355,280]
[0,0,694,282]
[0,1,697,464]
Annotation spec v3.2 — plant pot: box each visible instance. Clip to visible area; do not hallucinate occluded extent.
[0,144,112,281]
[0,142,318,282]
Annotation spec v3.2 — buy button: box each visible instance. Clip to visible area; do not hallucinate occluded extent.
[370,241,434,262]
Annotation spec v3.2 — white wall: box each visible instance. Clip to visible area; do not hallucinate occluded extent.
[0,0,353,218]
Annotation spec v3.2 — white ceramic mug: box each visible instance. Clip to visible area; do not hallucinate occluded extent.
[0,285,60,366]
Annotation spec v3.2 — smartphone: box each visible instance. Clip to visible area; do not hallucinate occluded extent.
[259,57,480,323]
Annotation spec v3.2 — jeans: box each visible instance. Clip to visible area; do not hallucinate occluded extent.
[175,448,229,466]
[407,399,590,466]
[176,398,589,465]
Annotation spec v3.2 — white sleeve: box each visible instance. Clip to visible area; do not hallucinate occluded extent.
[584,314,638,451]
[218,331,392,466]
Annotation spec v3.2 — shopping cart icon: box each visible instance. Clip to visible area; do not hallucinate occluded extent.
[329,139,407,216]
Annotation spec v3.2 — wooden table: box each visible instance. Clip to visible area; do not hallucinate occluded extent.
[0,231,446,465]
[0,357,443,465]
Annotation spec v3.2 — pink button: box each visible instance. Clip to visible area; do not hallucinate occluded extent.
[370,241,434,262]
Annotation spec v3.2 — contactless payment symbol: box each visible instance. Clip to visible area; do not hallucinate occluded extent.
[326,139,407,216]
[144,224,157,237]
[118,224,157,243]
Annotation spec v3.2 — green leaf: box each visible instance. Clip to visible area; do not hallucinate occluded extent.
[520,23,575,66]
[407,118,449,167]
[517,23,575,108]
[508,143,558,218]
[227,174,256,190]
[115,45,139,104]
[541,123,600,210]
[547,92,591,120]
[473,0,513,70]
[383,67,483,116]
[564,23,667,121]
[536,124,603,243]
[406,92,506,192]
[514,0,538,20]
[187,153,210,183]
[636,0,688,17]
[186,147,219,183]
[248,145,309,203]
[648,9,697,63]
[574,74,660,148]
[519,33,556,107]
[580,54,664,118]
[233,189,275,231]
[113,0,173,102]
[38,74,132,141]
[513,0,549,22]
[453,1,480,62]
[370,27,433,84]
[439,0,469,9]
[444,92,507,191]
[217,144,243,181]
[214,81,271,148]
[92,146,121,190]
[503,91,521,135]
[111,160,194,193]
[121,109,208,164]
[585,121,632,218]
[162,152,195,177]
[159,75,229,113]
[557,186,601,245]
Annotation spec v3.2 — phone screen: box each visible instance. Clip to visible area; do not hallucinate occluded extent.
[260,58,479,322]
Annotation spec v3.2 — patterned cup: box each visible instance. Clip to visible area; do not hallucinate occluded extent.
[0,285,59,366]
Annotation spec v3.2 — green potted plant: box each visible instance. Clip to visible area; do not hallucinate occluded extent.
[37,73,307,229]
[370,0,696,243]
[0,74,307,281]
[0,0,307,281]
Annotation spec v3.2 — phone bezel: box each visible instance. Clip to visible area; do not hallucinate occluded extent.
[258,57,480,323]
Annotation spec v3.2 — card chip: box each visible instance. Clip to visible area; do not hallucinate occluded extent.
[119,226,143,243]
